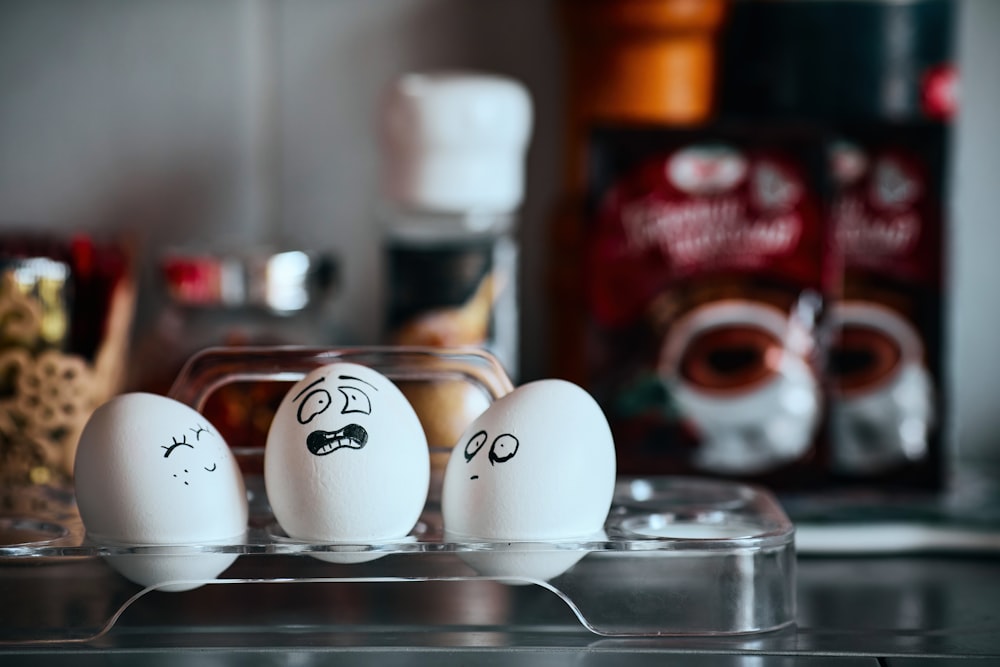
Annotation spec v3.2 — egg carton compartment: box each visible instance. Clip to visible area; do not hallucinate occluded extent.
[0,346,796,643]
[0,477,795,643]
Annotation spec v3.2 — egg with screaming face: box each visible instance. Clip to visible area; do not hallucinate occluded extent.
[264,362,430,562]
[74,393,248,592]
[442,379,616,581]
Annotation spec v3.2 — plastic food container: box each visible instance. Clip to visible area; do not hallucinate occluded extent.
[0,347,796,643]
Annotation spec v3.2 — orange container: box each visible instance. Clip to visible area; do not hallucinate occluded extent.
[550,0,728,382]
[564,0,727,124]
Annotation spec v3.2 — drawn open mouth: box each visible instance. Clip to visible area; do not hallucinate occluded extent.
[306,424,368,456]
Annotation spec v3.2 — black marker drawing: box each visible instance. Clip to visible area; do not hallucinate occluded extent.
[336,375,376,416]
[307,423,368,456]
[296,373,380,456]
[293,377,326,402]
[337,386,371,415]
[464,430,519,479]
[489,434,519,465]
[298,388,333,424]
[161,435,194,458]
[163,429,218,485]
[338,374,378,391]
[294,375,377,424]
[294,377,329,424]
[464,430,488,462]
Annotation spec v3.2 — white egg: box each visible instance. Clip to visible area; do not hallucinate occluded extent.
[74,392,248,592]
[264,362,429,563]
[441,379,616,581]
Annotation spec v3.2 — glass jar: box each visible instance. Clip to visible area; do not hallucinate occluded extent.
[0,232,134,517]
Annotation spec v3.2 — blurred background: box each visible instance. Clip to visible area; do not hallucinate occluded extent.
[0,0,996,465]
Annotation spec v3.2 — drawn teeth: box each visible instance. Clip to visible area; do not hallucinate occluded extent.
[307,429,366,456]
[318,438,351,455]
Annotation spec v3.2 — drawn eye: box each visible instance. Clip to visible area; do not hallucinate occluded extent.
[337,386,372,415]
[489,434,519,465]
[161,435,194,458]
[464,430,488,462]
[297,389,332,424]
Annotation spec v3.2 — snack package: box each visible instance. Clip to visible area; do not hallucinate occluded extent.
[583,124,832,487]
[826,124,948,488]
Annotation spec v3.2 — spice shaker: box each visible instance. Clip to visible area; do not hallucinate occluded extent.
[378,72,533,381]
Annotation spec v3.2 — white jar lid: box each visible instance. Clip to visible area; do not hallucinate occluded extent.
[380,71,533,214]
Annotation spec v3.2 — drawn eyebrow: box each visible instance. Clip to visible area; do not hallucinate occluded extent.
[161,435,195,458]
[293,377,325,402]
[338,374,378,391]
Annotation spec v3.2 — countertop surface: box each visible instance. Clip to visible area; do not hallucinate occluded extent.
[2,553,999,664]
[4,464,1000,664]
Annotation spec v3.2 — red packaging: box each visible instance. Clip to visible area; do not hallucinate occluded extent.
[583,124,832,488]
[825,124,948,489]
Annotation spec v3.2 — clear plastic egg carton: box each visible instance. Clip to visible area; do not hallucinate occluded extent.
[0,347,796,643]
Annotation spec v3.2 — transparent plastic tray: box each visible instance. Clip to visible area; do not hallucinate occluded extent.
[0,346,796,644]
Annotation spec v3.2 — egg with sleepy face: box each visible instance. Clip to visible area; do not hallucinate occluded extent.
[74,392,248,592]
[264,362,429,562]
[441,379,616,580]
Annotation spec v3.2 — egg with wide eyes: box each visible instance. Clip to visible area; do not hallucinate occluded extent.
[441,379,616,580]
[74,392,248,592]
[264,362,429,562]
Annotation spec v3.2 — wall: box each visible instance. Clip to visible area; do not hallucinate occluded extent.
[950,0,1000,460]
[0,0,997,459]
[0,0,564,371]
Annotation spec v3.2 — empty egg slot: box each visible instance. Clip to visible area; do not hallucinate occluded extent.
[615,511,762,541]
[0,517,69,547]
[613,477,755,514]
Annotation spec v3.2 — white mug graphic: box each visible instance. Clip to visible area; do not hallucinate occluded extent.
[827,301,935,474]
[659,300,820,475]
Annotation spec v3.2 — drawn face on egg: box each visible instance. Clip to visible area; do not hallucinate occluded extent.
[74,392,248,577]
[290,373,379,457]
[159,422,223,488]
[463,430,519,480]
[265,362,430,547]
[442,378,617,560]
